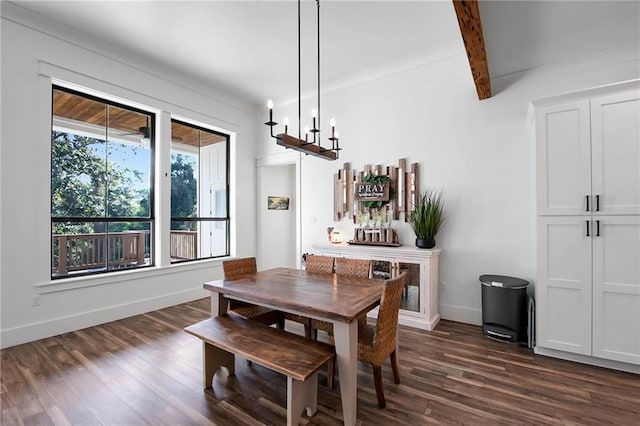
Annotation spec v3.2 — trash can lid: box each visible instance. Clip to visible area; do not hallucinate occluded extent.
[479,274,529,289]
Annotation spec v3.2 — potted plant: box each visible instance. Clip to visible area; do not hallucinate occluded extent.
[409,188,445,249]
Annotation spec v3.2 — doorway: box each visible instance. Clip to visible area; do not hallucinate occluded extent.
[257,157,300,270]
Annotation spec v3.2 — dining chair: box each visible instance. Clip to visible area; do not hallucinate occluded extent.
[327,272,406,407]
[335,257,371,278]
[284,255,335,337]
[222,257,285,329]
[304,254,335,273]
[312,257,372,339]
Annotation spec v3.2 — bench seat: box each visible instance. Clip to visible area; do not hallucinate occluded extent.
[185,315,336,425]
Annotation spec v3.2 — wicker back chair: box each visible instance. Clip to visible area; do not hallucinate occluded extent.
[335,257,371,278]
[305,255,335,274]
[357,272,406,408]
[284,255,335,338]
[326,272,405,404]
[223,257,257,279]
[313,258,371,340]
[222,258,284,329]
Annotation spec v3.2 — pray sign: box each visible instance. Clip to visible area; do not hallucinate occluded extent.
[355,181,389,201]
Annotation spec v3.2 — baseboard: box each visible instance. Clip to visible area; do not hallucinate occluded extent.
[439,303,482,326]
[0,288,209,349]
[535,346,640,374]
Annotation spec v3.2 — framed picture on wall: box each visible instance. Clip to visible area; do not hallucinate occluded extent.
[267,196,290,210]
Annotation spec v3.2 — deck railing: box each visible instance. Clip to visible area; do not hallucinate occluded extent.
[52,231,147,276]
[52,230,199,276]
[170,230,198,260]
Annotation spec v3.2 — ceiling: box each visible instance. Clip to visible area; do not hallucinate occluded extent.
[10,1,640,105]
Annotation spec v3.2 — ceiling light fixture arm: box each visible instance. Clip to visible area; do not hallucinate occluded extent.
[264,0,341,161]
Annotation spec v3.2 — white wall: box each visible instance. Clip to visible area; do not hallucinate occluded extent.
[0,5,258,348]
[257,165,297,270]
[257,44,640,325]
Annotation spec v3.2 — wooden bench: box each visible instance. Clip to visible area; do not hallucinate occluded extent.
[185,315,336,426]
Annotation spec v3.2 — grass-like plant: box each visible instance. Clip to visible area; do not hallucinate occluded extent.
[409,188,445,240]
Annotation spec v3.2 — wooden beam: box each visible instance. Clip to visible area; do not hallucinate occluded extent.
[453,0,491,100]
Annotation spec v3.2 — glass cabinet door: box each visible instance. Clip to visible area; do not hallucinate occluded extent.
[371,260,393,280]
[398,262,420,313]
[371,260,421,313]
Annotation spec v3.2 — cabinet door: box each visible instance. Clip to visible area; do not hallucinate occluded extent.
[591,89,640,215]
[592,216,640,365]
[536,100,591,215]
[397,262,421,313]
[537,217,592,355]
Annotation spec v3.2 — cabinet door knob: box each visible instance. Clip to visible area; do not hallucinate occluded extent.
[596,194,600,212]
[586,220,590,237]
[586,195,590,212]
[596,220,600,237]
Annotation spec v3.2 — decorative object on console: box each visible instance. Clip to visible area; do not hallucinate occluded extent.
[409,188,445,249]
[333,159,419,223]
[264,0,341,161]
[349,226,400,247]
[326,227,334,242]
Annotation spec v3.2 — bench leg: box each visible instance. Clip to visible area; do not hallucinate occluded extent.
[203,342,235,388]
[286,373,318,426]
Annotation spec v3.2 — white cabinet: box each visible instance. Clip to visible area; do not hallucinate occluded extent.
[537,89,640,216]
[537,217,592,355]
[591,92,640,215]
[311,243,441,330]
[536,100,591,215]
[535,84,640,371]
[592,216,640,365]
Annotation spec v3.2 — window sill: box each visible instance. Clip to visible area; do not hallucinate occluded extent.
[37,258,227,294]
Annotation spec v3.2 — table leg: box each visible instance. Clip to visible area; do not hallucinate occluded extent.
[332,320,358,426]
[210,292,229,317]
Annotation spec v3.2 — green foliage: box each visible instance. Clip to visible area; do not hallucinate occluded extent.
[51,131,147,234]
[171,154,198,230]
[361,174,393,209]
[409,188,445,239]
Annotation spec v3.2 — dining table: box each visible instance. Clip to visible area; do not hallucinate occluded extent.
[203,266,385,426]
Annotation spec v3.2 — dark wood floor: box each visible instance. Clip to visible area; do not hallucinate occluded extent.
[2,298,638,425]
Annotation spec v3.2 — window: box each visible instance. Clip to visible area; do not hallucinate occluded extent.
[170,119,230,262]
[51,86,154,278]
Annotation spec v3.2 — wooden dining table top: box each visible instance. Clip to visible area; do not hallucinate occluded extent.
[203,267,384,323]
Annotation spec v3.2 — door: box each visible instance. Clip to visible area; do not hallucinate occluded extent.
[536,100,591,215]
[537,216,592,355]
[591,89,640,215]
[592,216,640,365]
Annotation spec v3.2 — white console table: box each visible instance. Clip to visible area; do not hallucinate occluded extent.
[311,243,441,330]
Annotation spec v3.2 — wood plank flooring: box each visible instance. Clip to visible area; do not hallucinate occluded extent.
[1,298,638,425]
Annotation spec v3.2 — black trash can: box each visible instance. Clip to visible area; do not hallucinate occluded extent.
[480,274,529,343]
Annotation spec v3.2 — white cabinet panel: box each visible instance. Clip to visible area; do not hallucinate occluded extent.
[592,216,640,365]
[591,90,640,215]
[536,101,591,215]
[537,217,592,355]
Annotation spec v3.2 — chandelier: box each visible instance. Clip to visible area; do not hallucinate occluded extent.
[265,0,341,161]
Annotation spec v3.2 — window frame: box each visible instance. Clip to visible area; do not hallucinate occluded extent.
[50,85,156,279]
[169,118,231,263]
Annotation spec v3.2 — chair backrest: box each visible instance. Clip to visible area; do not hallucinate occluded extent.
[373,272,406,354]
[305,255,335,274]
[335,257,371,278]
[223,257,257,280]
